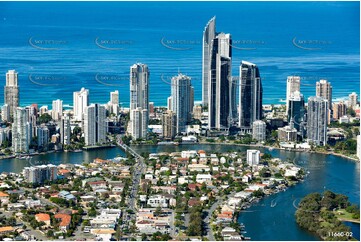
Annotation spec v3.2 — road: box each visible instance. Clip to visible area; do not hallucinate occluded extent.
[116,137,146,210]
[204,193,236,241]
[116,135,147,235]
[204,197,223,241]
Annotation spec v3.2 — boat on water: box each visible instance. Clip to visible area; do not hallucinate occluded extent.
[17,155,31,160]
[270,199,277,207]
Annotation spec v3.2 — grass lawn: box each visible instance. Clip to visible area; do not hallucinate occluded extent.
[334,209,360,223]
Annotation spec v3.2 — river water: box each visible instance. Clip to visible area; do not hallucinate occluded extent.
[0,144,359,240]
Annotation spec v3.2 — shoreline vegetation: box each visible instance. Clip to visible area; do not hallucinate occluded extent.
[196,141,360,162]
[0,141,358,163]
[295,191,360,241]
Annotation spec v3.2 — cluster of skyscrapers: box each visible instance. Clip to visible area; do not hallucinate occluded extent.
[202,17,262,132]
[0,70,115,153]
[0,17,359,154]
[283,76,351,146]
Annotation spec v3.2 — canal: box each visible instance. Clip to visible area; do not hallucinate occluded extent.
[0,144,359,240]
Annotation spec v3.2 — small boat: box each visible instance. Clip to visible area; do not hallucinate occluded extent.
[17,155,31,160]
[270,199,277,208]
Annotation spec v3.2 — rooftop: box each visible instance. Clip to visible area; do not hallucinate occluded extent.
[35,213,50,222]
[54,213,71,227]
[0,191,9,197]
[0,226,14,233]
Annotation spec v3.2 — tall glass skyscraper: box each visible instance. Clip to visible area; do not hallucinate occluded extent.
[208,33,232,130]
[84,104,107,146]
[307,96,328,146]
[12,107,31,153]
[287,91,305,131]
[238,61,263,131]
[171,73,194,134]
[130,63,149,111]
[129,63,149,139]
[202,17,216,107]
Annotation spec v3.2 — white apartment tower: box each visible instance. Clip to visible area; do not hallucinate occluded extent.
[348,92,358,109]
[73,88,89,121]
[252,120,266,142]
[52,99,63,121]
[316,79,332,107]
[106,90,120,115]
[4,70,19,118]
[130,107,148,139]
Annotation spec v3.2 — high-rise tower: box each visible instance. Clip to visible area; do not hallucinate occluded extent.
[4,70,19,118]
[202,16,216,106]
[238,61,262,132]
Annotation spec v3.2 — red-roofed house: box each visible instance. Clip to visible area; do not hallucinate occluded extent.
[54,213,71,231]
[58,169,71,178]
[35,213,51,226]
[0,191,9,204]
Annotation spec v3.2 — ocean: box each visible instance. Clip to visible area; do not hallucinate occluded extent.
[0,1,359,108]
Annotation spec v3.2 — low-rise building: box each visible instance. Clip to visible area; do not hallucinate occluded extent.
[147,195,169,208]
[188,164,211,172]
[54,213,71,232]
[0,191,9,205]
[196,174,212,184]
[90,208,122,228]
[58,190,76,201]
[35,213,51,227]
[0,226,14,235]
[278,124,297,142]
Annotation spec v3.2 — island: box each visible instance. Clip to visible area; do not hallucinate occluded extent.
[295,191,360,241]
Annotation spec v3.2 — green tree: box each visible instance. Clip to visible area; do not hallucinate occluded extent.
[47,230,54,238]
[38,113,52,124]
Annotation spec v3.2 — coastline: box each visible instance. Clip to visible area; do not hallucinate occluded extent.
[337,217,361,224]
[1,141,358,164]
[195,141,360,163]
[0,145,116,161]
